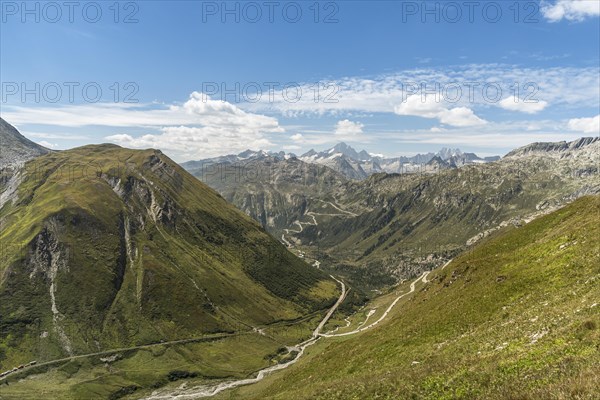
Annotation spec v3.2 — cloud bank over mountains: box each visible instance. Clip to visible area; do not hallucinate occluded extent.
[2,65,598,160]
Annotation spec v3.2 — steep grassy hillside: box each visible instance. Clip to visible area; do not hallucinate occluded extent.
[0,144,338,397]
[219,196,600,399]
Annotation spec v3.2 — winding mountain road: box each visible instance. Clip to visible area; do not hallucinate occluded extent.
[143,275,347,400]
[280,199,357,247]
[320,271,430,337]
[143,263,441,398]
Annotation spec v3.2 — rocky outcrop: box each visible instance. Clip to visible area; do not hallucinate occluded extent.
[27,218,73,356]
[0,118,50,168]
[505,137,599,158]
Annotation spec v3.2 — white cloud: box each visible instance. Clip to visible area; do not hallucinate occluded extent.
[1,102,179,128]
[439,107,488,127]
[541,0,600,22]
[2,92,284,160]
[281,123,371,148]
[568,115,600,133]
[499,97,548,114]
[100,92,284,160]
[242,65,599,116]
[1,92,282,131]
[395,131,580,149]
[387,119,593,150]
[24,131,90,140]
[107,124,275,161]
[334,119,364,136]
[37,140,59,149]
[3,66,599,159]
[394,95,487,127]
[4,65,598,136]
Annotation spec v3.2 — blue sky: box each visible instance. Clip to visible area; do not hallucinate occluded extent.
[1,0,599,161]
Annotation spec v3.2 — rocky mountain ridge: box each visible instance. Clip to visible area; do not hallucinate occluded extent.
[298,143,501,180]
[0,117,50,168]
[505,136,599,158]
[181,142,501,181]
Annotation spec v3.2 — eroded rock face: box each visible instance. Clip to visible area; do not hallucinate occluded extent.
[504,137,599,158]
[27,218,69,280]
[0,118,50,168]
[0,119,51,214]
[26,218,73,355]
[102,169,178,228]
[0,167,23,209]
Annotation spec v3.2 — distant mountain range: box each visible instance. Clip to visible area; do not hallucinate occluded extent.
[182,136,599,288]
[298,142,500,179]
[181,142,500,181]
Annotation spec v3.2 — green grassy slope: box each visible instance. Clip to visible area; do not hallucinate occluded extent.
[0,145,337,378]
[222,195,600,399]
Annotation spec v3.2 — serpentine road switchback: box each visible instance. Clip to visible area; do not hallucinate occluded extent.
[144,265,439,399]
[143,275,347,399]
